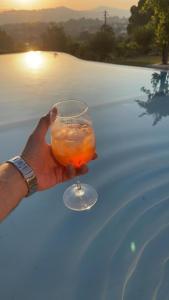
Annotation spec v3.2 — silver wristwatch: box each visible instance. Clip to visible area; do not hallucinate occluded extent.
[7,156,38,197]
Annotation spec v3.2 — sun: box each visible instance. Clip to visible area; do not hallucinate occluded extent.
[13,0,37,9]
[23,51,45,71]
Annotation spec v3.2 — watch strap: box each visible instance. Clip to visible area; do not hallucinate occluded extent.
[7,156,38,197]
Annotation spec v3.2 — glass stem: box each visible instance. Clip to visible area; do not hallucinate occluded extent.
[76,177,82,190]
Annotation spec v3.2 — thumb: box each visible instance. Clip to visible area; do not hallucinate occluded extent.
[33,112,50,139]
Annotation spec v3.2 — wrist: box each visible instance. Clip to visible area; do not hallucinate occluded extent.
[7,156,38,197]
[0,163,28,221]
[3,163,28,198]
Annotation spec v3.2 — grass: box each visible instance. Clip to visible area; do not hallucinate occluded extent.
[110,55,161,67]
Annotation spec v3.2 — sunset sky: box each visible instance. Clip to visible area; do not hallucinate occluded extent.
[0,0,137,11]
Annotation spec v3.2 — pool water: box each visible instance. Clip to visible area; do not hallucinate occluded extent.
[0,52,169,300]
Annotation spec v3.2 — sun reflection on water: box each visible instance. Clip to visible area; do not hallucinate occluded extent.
[23,51,45,71]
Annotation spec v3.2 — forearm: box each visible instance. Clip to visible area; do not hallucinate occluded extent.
[0,163,28,221]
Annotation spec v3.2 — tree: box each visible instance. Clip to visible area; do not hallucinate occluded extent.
[144,0,169,64]
[127,0,154,55]
[127,0,152,35]
[128,0,169,63]
[42,24,67,52]
[137,72,169,125]
[132,24,154,54]
[89,26,115,60]
[0,29,14,53]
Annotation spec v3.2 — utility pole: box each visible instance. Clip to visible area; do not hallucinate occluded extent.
[104,10,107,26]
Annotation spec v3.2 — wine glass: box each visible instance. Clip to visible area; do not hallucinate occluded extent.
[50,100,98,211]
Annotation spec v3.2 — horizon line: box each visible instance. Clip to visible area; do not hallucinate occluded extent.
[0,5,129,13]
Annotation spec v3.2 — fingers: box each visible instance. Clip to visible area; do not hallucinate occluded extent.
[63,153,98,181]
[65,164,89,180]
[50,106,57,124]
[32,112,50,140]
[92,153,98,160]
[66,165,76,179]
[31,105,58,141]
[77,165,89,176]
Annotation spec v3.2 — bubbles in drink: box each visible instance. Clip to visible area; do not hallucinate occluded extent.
[51,122,96,168]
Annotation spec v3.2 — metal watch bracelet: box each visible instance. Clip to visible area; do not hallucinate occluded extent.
[7,156,38,197]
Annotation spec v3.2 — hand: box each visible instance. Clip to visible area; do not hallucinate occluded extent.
[21,112,90,191]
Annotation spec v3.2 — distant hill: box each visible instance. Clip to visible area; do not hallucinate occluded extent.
[0,6,130,25]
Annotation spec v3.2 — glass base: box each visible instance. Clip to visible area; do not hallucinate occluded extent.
[63,183,98,211]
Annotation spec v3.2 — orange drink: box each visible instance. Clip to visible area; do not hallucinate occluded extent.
[51,121,96,168]
[50,100,98,211]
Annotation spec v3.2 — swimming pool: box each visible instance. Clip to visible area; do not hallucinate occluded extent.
[0,52,169,300]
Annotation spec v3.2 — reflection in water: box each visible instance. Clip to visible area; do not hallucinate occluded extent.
[136,72,169,125]
[23,51,45,71]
